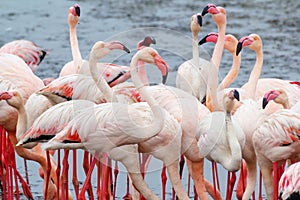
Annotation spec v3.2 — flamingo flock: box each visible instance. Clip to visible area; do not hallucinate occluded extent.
[0,2,299,200]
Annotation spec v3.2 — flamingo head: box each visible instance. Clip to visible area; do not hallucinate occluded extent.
[68,4,80,27]
[137,36,156,50]
[262,89,288,109]
[0,91,23,109]
[202,4,226,27]
[198,32,218,45]
[190,13,202,35]
[134,47,169,84]
[236,33,262,56]
[224,89,240,113]
[201,4,219,16]
[199,33,238,54]
[90,41,130,60]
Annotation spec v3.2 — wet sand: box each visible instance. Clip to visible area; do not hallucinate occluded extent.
[0,0,299,199]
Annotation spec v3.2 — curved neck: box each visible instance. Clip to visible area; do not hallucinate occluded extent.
[207,25,226,112]
[70,25,82,72]
[15,104,28,141]
[131,57,159,107]
[192,33,200,67]
[89,56,114,102]
[218,53,241,90]
[245,48,263,99]
[137,61,149,86]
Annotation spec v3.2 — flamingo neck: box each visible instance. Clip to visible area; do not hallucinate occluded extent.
[70,26,83,73]
[246,48,263,99]
[192,33,200,67]
[16,104,28,141]
[207,25,226,112]
[131,57,159,108]
[89,56,114,102]
[218,53,241,90]
[281,100,290,109]
[137,61,150,86]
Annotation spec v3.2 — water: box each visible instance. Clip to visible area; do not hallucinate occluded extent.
[0,0,299,199]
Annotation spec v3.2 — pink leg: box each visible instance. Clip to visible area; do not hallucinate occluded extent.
[44,150,51,200]
[101,153,110,200]
[6,134,12,200]
[259,171,262,200]
[273,162,278,200]
[194,185,198,199]
[212,161,217,198]
[72,150,79,199]
[15,167,34,199]
[1,131,7,200]
[23,158,30,186]
[9,141,20,200]
[96,159,101,199]
[161,165,167,200]
[82,151,94,200]
[62,150,70,200]
[79,156,97,200]
[56,150,61,200]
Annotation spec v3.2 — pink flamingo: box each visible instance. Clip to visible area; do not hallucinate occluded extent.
[278,162,300,200]
[44,46,190,200]
[0,40,47,73]
[59,4,131,87]
[252,89,300,200]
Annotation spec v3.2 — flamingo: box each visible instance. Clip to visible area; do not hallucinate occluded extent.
[0,88,64,200]
[59,4,131,87]
[0,39,47,73]
[176,12,211,103]
[252,89,300,200]
[198,32,241,91]
[43,46,190,200]
[278,162,300,200]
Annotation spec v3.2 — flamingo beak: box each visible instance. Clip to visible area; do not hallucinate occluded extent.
[151,37,156,45]
[201,5,209,16]
[236,41,243,56]
[74,4,80,16]
[233,89,240,101]
[154,54,169,84]
[262,97,269,109]
[198,35,209,46]
[197,15,203,26]
[106,41,130,53]
[0,91,13,100]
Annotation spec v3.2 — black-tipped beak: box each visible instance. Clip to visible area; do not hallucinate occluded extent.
[123,45,130,54]
[201,6,209,16]
[151,37,156,45]
[162,72,168,84]
[236,42,243,56]
[75,5,80,17]
[197,15,203,26]
[262,97,268,109]
[233,89,240,101]
[198,35,208,46]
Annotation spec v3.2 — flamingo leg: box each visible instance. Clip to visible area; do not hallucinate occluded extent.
[259,171,262,200]
[1,131,7,200]
[56,150,61,200]
[82,151,94,200]
[273,162,278,200]
[9,141,20,200]
[122,175,132,200]
[96,159,101,199]
[161,165,167,200]
[44,150,51,200]
[166,160,189,200]
[72,149,79,199]
[5,133,12,200]
[79,156,97,200]
[62,149,70,200]
[15,167,34,199]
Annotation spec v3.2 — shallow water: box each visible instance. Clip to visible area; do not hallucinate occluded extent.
[0,0,299,199]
